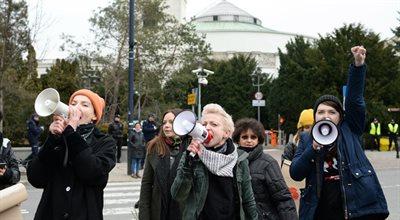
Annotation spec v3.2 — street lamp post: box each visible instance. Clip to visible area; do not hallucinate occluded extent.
[251,67,267,122]
[127,0,135,175]
[192,67,214,119]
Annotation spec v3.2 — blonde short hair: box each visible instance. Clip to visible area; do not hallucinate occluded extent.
[202,103,234,137]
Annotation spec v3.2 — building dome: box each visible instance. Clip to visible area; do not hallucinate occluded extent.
[191,0,315,77]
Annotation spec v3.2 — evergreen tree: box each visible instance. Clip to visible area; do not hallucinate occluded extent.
[268,24,399,135]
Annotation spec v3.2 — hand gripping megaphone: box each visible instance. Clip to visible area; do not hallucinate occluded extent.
[172,110,213,157]
[311,119,339,146]
[34,88,69,118]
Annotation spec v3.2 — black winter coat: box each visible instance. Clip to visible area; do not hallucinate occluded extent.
[27,124,116,220]
[247,145,298,220]
[108,121,124,139]
[130,130,146,159]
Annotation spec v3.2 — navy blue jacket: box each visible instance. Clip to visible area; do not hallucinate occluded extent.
[142,120,158,142]
[27,115,42,146]
[290,64,389,219]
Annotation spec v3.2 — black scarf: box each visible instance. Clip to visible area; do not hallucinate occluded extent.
[77,123,95,144]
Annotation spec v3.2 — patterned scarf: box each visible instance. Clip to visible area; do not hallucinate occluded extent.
[199,143,238,177]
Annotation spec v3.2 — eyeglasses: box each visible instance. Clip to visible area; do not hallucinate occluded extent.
[240,135,258,140]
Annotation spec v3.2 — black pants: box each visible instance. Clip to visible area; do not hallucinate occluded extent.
[388,134,398,149]
[371,135,380,151]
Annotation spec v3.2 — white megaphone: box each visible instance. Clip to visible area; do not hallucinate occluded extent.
[311,119,339,146]
[173,110,213,157]
[34,88,69,118]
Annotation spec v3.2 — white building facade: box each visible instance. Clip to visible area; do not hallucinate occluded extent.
[167,0,315,77]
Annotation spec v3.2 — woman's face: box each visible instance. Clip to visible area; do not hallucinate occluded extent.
[239,129,259,148]
[70,95,96,125]
[201,113,229,148]
[302,125,312,133]
[163,112,176,138]
[315,104,340,125]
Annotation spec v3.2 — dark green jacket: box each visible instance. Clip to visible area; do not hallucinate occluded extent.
[171,140,258,220]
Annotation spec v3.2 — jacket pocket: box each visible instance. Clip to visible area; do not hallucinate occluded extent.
[350,167,378,208]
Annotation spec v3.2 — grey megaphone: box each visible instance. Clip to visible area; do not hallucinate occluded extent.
[172,110,213,157]
[34,88,69,118]
[311,119,338,146]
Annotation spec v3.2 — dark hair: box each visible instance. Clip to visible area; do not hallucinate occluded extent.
[147,108,182,156]
[232,118,266,145]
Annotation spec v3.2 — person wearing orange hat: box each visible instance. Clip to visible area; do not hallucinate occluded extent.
[27,89,116,220]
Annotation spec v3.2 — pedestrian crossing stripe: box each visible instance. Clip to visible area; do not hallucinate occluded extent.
[104,192,140,198]
[106,182,142,187]
[104,186,141,191]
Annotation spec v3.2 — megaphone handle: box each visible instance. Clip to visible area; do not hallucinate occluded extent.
[189,151,196,157]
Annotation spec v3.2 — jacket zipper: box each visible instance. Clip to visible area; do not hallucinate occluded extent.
[337,146,348,219]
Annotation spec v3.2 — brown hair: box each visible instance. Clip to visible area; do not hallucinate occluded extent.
[146,109,182,157]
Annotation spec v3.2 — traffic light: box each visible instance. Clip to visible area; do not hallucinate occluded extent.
[279,116,285,126]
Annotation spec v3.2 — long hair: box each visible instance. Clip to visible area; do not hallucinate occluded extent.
[147,109,182,157]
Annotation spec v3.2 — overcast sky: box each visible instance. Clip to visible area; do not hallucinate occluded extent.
[26,0,399,59]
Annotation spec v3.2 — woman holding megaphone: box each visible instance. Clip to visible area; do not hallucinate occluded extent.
[27,89,116,220]
[289,46,389,220]
[171,103,258,220]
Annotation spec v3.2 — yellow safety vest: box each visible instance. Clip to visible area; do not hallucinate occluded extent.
[369,123,381,135]
[388,123,398,134]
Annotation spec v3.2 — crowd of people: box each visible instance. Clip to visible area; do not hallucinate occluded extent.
[0,45,395,220]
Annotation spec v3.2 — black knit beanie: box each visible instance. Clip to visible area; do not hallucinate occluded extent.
[313,95,344,119]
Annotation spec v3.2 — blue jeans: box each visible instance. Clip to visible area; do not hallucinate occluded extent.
[131,158,143,174]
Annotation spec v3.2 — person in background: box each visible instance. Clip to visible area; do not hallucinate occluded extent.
[142,113,158,143]
[27,89,116,220]
[171,104,258,220]
[0,111,20,190]
[141,113,159,168]
[281,109,313,211]
[388,119,399,158]
[108,114,124,163]
[290,46,389,220]
[233,117,297,219]
[369,117,381,151]
[130,122,146,178]
[281,109,314,165]
[27,113,44,155]
[139,109,189,220]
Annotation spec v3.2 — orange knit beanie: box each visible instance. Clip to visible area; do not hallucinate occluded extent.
[69,89,105,124]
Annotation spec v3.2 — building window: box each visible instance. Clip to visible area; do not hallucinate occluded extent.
[253,18,257,24]
[213,15,218,21]
[234,15,239,21]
